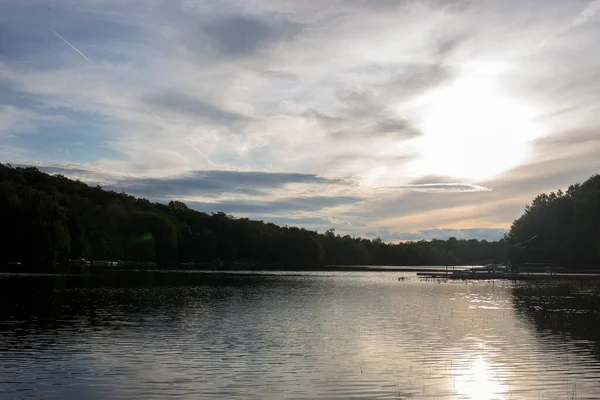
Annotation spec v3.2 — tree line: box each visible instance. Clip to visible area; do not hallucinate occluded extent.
[506,174,600,270]
[1,163,508,268]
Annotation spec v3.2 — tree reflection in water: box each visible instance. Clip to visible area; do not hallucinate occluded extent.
[511,281,600,358]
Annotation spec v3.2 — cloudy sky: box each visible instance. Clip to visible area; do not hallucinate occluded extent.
[1,0,599,241]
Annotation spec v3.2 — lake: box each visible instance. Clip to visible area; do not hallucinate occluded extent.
[1,270,600,399]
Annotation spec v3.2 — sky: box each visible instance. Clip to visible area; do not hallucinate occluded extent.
[1,0,599,242]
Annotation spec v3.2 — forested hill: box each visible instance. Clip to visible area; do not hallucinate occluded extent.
[506,174,600,270]
[0,163,507,268]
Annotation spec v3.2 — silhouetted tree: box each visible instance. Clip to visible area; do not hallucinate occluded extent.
[506,175,600,269]
[0,163,511,269]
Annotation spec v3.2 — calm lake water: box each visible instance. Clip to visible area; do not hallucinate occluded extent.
[1,270,600,399]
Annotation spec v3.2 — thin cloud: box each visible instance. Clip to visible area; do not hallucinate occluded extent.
[0,105,69,134]
[379,183,492,193]
[144,91,251,124]
[325,216,352,226]
[188,196,361,215]
[201,15,303,57]
[365,228,506,242]
[50,29,90,61]
[36,166,345,199]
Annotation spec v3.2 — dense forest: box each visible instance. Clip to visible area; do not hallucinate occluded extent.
[506,174,600,270]
[0,163,508,268]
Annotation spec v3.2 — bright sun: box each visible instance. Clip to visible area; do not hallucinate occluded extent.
[414,70,541,181]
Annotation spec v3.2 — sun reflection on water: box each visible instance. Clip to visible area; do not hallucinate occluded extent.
[453,351,509,400]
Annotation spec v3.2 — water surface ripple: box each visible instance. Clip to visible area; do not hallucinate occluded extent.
[1,271,599,399]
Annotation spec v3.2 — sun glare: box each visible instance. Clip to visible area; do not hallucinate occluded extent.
[414,70,541,181]
[454,355,508,400]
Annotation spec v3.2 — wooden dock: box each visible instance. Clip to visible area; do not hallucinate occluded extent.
[417,271,600,281]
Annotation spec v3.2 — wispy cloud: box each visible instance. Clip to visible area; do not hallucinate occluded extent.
[379,183,492,193]
[144,91,251,125]
[0,105,69,135]
[365,228,507,242]
[188,196,361,215]
[325,216,352,226]
[35,165,347,198]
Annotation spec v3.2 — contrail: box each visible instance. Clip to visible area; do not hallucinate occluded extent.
[51,28,90,61]
[539,0,600,50]
[570,0,600,29]
[188,142,215,165]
